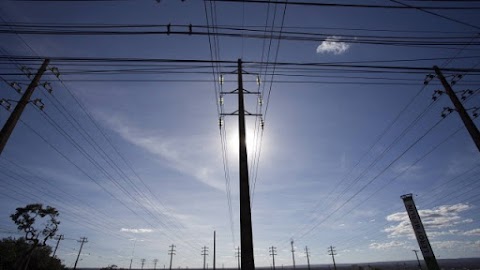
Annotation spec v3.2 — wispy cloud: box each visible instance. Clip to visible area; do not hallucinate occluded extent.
[316,36,350,55]
[384,203,471,238]
[99,114,225,191]
[369,240,407,250]
[121,228,154,234]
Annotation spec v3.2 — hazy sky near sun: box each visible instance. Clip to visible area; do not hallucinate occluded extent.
[0,0,479,269]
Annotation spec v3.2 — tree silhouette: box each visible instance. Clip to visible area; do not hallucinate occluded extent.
[10,204,60,270]
[0,237,65,270]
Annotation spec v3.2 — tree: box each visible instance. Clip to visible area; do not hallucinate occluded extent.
[10,204,60,270]
[0,237,65,270]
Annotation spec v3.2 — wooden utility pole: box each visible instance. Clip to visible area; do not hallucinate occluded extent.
[434,66,480,152]
[154,259,159,270]
[328,246,337,270]
[269,246,277,270]
[235,247,240,270]
[237,58,255,270]
[168,244,176,270]
[0,59,50,155]
[202,246,209,269]
[73,237,88,270]
[213,231,216,270]
[305,246,311,270]
[141,258,146,270]
[413,250,422,270]
[290,240,296,269]
[52,234,64,257]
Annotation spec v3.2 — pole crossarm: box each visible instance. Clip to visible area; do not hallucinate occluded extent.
[221,110,262,117]
[221,90,261,95]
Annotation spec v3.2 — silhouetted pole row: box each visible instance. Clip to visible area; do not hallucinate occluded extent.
[73,237,88,270]
[328,246,337,270]
[433,66,480,152]
[0,59,50,155]
[168,244,176,270]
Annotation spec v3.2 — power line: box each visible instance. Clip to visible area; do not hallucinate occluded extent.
[389,0,480,31]
[207,0,480,10]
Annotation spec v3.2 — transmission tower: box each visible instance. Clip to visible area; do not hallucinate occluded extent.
[220,59,262,270]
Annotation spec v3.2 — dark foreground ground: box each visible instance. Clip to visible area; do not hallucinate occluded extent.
[77,258,480,270]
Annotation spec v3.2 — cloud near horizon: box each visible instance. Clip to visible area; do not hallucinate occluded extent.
[121,228,154,233]
[369,240,407,250]
[384,203,472,238]
[316,36,351,55]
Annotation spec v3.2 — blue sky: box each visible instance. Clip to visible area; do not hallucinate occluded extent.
[0,0,479,269]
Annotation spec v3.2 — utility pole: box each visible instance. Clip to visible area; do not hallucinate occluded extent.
[213,231,216,270]
[305,246,311,270]
[168,244,176,270]
[0,59,50,155]
[434,66,480,152]
[52,234,64,257]
[141,258,146,270]
[235,247,241,270]
[413,250,422,270]
[202,246,209,269]
[220,59,259,270]
[154,259,159,270]
[290,239,296,270]
[73,237,88,270]
[129,239,137,270]
[237,58,255,270]
[401,194,440,270]
[269,246,277,270]
[328,246,337,270]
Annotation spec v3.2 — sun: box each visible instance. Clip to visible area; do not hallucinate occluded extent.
[226,125,260,159]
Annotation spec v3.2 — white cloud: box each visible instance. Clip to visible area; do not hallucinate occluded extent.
[121,228,154,234]
[369,240,407,250]
[384,203,471,238]
[431,240,479,249]
[316,36,350,55]
[464,228,480,236]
